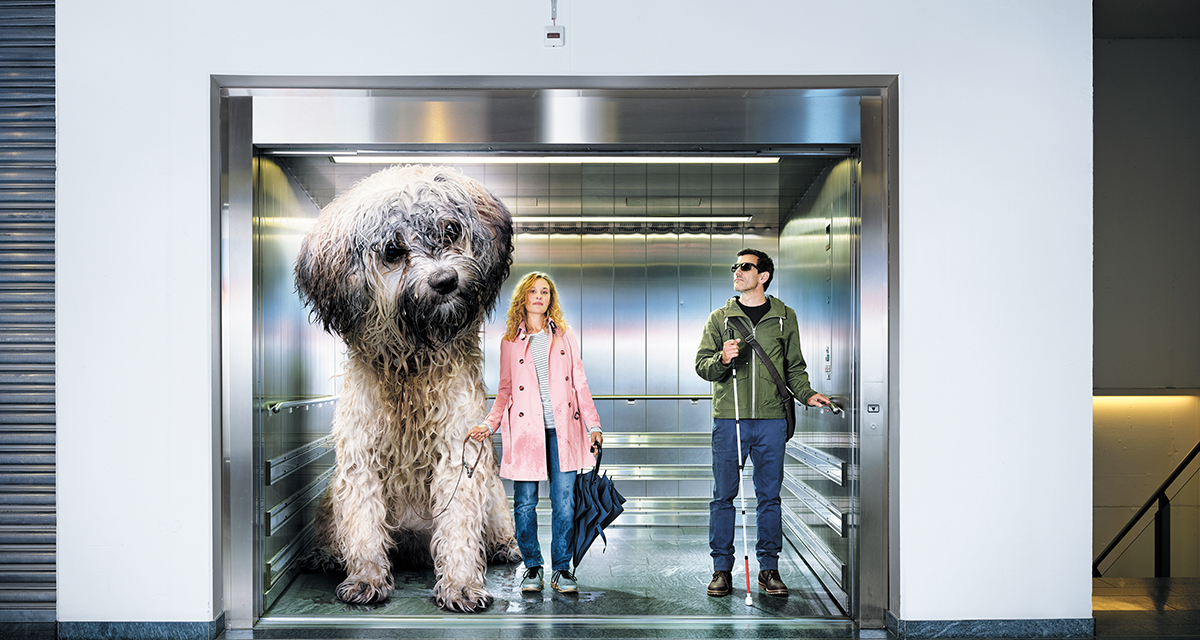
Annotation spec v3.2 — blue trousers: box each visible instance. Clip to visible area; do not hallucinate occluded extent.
[512,429,576,572]
[709,418,785,572]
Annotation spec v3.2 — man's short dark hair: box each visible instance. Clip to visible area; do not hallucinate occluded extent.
[738,248,774,291]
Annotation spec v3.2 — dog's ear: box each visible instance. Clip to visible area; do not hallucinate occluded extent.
[295,202,370,337]
[448,174,514,295]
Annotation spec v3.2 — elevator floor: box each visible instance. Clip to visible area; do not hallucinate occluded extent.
[256,526,849,636]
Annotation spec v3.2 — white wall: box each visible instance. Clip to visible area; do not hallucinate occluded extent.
[56,0,1094,624]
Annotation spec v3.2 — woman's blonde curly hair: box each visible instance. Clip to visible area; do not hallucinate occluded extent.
[502,271,568,342]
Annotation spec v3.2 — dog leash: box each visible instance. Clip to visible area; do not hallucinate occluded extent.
[416,434,486,521]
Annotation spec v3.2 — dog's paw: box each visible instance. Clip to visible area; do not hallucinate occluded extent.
[490,538,523,564]
[336,577,393,605]
[433,581,494,612]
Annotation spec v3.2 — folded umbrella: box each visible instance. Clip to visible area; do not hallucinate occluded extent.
[568,443,626,568]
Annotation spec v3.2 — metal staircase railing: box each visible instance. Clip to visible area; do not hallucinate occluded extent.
[1093,438,1200,577]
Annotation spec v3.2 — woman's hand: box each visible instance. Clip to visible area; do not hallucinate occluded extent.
[589,430,603,452]
[468,424,491,442]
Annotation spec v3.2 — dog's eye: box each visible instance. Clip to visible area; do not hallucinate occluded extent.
[441,220,462,245]
[382,242,408,264]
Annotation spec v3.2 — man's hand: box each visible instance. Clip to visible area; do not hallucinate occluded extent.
[590,430,603,453]
[720,338,740,365]
[806,392,831,407]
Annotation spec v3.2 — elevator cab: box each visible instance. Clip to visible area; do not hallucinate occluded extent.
[219,78,896,634]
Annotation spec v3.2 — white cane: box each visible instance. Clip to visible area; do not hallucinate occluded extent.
[728,328,753,607]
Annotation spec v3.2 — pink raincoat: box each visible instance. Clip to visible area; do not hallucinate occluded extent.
[484,321,601,481]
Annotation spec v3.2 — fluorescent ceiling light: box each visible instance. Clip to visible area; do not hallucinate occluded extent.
[331,155,779,164]
[513,216,752,224]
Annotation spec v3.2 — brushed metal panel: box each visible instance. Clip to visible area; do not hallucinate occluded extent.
[252,89,862,147]
[709,234,744,310]
[612,235,646,396]
[253,158,344,615]
[592,399,615,435]
[860,90,896,628]
[222,96,258,629]
[613,398,647,438]
[776,155,858,617]
[581,234,615,395]
[547,234,582,329]
[646,233,678,395]
[678,233,712,396]
[679,398,713,435]
[643,397,680,434]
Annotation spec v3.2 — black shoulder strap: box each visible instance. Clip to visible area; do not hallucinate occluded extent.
[727,315,795,402]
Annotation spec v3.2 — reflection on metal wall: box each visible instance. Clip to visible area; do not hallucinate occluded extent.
[777,157,858,614]
[253,158,343,610]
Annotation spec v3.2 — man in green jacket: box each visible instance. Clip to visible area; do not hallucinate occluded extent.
[695,248,830,599]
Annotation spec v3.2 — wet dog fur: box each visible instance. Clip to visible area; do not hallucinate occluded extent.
[295,165,521,612]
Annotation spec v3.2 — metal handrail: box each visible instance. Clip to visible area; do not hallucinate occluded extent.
[1092,437,1200,577]
[263,395,340,414]
[487,393,712,401]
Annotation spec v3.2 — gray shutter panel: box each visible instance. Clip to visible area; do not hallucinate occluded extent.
[0,0,55,623]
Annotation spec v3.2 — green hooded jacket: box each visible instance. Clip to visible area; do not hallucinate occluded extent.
[694,295,817,420]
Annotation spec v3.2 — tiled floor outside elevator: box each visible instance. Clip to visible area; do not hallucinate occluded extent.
[1093,577,1200,639]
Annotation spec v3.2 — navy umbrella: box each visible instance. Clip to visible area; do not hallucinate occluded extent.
[568,444,626,568]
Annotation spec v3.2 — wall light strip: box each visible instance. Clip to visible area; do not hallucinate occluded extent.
[331,155,779,165]
[513,216,752,223]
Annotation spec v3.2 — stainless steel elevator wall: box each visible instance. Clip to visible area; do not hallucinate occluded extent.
[777,157,859,613]
[250,157,850,607]
[485,228,774,515]
[253,158,344,610]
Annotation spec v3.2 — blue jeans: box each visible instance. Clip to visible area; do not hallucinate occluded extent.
[512,429,576,572]
[709,418,785,572]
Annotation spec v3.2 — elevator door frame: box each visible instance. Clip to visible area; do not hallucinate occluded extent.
[217,76,899,630]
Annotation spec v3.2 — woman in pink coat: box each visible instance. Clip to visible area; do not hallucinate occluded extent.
[469,272,603,595]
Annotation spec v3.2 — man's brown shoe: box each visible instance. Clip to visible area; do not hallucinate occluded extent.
[758,569,789,597]
[706,570,732,597]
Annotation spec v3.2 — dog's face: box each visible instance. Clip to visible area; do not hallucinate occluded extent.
[295,165,513,348]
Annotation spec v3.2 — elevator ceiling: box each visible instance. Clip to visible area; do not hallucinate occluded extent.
[274,154,837,231]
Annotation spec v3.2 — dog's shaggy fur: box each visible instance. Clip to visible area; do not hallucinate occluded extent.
[295,165,521,612]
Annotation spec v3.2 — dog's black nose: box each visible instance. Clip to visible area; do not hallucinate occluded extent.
[430,269,459,295]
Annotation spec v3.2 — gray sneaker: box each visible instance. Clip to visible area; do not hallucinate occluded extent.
[551,569,578,593]
[521,566,544,592]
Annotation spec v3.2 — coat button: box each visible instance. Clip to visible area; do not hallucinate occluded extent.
[519,359,524,364]
[568,402,572,407]
[564,376,569,381]
[519,386,524,391]
[519,412,524,417]
[560,350,565,355]
[574,412,580,420]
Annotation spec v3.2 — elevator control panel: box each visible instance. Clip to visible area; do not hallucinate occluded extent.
[867,404,881,413]
[544,25,565,46]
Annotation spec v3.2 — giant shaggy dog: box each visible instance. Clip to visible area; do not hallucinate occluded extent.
[295,165,520,612]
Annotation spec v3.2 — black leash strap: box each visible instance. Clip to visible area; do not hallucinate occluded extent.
[417,435,486,521]
[727,316,796,406]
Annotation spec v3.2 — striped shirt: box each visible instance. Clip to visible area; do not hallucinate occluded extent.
[529,328,557,430]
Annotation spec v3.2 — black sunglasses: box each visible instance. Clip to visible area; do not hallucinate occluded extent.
[731,262,758,273]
